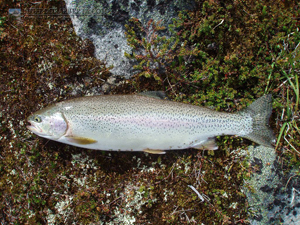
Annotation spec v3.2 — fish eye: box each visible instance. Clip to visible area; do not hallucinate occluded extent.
[34,116,42,123]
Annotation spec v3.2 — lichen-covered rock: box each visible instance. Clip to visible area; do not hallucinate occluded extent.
[64,0,196,78]
[243,146,300,225]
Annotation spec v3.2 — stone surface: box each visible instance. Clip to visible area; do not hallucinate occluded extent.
[64,0,196,78]
[243,146,300,225]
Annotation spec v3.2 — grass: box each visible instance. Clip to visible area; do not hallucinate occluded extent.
[273,32,300,155]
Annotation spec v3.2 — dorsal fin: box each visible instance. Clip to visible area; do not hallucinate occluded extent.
[139,91,169,100]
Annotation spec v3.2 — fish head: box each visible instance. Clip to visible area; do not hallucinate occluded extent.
[27,106,68,140]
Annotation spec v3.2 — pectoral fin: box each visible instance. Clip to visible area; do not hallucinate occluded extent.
[66,136,97,145]
[192,139,218,150]
[143,148,166,154]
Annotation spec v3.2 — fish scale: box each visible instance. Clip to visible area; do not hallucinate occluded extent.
[27,93,276,154]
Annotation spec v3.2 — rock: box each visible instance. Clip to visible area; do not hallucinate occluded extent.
[101,83,111,93]
[107,76,117,85]
[64,0,196,78]
[243,145,279,224]
[243,146,300,225]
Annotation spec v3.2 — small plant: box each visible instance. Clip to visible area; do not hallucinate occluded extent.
[125,17,204,94]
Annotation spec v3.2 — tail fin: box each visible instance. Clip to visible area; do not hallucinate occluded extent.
[238,95,276,148]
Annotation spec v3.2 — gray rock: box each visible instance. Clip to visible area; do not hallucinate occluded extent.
[243,146,300,225]
[107,76,117,85]
[243,145,279,224]
[64,0,196,78]
[101,83,111,93]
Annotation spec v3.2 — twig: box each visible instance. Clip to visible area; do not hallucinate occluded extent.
[188,185,204,202]
[165,163,176,180]
[9,23,24,36]
[212,19,224,30]
[284,136,300,154]
[285,174,297,189]
[290,187,300,206]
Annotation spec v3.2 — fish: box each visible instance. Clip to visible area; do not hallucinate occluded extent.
[27,92,276,154]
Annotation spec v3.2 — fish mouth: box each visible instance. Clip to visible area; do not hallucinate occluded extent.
[27,122,42,134]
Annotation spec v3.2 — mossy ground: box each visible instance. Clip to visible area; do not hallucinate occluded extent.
[0,0,299,224]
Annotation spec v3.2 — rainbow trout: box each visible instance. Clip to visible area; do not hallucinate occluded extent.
[27,92,275,154]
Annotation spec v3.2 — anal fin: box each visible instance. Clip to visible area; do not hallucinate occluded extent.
[192,138,218,150]
[143,148,166,154]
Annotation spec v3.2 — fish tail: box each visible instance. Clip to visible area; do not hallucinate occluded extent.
[238,94,276,148]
